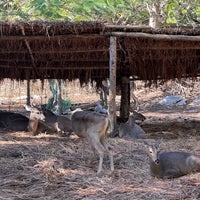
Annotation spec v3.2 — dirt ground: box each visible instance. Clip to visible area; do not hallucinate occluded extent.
[0,79,200,200]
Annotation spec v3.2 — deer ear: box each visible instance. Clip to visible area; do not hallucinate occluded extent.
[155,138,163,148]
[32,104,43,111]
[24,104,31,111]
[158,138,163,144]
[143,140,149,147]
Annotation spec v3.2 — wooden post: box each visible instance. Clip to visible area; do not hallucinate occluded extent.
[27,79,31,105]
[120,76,130,121]
[108,36,117,136]
[57,79,62,115]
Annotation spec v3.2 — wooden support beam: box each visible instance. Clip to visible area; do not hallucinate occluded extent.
[0,49,110,54]
[0,54,199,63]
[0,65,109,70]
[1,31,200,42]
[20,26,38,76]
[0,34,101,41]
[108,36,117,137]
[107,32,200,41]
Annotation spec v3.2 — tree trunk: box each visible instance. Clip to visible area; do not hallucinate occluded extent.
[147,0,162,28]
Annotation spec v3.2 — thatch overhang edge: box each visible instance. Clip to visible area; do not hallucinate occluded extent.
[0,21,199,87]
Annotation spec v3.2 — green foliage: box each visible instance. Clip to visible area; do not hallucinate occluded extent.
[165,0,200,25]
[28,0,66,20]
[0,0,199,26]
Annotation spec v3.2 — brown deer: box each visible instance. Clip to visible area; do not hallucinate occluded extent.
[144,139,200,179]
[25,104,73,135]
[40,107,73,135]
[24,105,57,135]
[71,110,114,174]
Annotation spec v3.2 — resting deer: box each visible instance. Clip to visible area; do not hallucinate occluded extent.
[24,105,57,135]
[71,110,114,174]
[25,104,73,135]
[144,139,200,179]
[0,110,29,131]
[40,106,73,135]
[118,115,145,139]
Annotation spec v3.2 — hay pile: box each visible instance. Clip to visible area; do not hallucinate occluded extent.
[0,129,199,200]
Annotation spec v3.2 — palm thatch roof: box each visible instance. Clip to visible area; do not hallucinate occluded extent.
[0,21,200,87]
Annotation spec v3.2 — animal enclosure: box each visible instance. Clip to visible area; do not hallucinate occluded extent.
[0,78,200,199]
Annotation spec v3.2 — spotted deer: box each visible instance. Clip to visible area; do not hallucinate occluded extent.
[71,110,114,174]
[144,139,200,179]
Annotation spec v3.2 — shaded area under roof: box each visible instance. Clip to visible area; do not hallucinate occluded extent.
[0,21,200,87]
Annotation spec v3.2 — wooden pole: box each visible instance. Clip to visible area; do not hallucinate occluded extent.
[120,76,130,120]
[57,79,62,115]
[26,79,31,105]
[108,36,117,137]
[107,32,200,41]
[20,26,38,76]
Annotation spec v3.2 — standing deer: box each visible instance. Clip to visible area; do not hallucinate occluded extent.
[71,110,114,174]
[144,139,200,179]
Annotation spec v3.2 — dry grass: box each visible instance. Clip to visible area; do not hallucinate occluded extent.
[0,78,200,199]
[0,130,199,200]
[0,79,99,105]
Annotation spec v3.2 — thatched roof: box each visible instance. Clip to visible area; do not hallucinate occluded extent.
[0,21,200,86]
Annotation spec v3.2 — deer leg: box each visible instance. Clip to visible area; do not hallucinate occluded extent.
[92,139,105,174]
[54,122,61,133]
[131,93,139,111]
[97,150,104,174]
[162,169,181,179]
[102,140,114,171]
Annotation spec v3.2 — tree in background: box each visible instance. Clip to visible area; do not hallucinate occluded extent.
[0,0,199,27]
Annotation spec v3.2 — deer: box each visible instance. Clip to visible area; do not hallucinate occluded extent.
[24,105,57,135]
[0,110,29,131]
[71,110,114,174]
[118,114,145,139]
[144,139,200,179]
[39,106,73,135]
[24,104,73,135]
